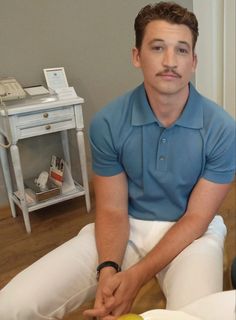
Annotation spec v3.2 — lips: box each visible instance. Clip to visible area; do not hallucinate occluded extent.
[157,72,181,78]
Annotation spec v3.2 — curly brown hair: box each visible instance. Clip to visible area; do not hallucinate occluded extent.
[134,2,199,51]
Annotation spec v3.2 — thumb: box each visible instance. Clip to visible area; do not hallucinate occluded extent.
[102,274,121,297]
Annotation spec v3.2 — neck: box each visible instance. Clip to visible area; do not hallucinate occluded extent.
[145,85,190,127]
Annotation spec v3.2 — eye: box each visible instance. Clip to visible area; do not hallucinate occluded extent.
[151,46,164,52]
[177,47,189,54]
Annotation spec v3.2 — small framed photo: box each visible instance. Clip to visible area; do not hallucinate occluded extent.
[43,67,69,93]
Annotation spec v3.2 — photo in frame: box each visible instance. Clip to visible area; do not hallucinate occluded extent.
[43,67,69,93]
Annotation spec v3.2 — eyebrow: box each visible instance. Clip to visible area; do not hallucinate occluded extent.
[148,38,164,45]
[178,41,191,49]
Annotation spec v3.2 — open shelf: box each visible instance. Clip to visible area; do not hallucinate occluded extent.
[11,182,85,212]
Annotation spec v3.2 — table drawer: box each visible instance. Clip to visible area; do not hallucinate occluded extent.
[17,106,74,127]
[17,118,76,139]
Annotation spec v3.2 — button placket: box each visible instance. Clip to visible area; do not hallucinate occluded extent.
[157,131,169,171]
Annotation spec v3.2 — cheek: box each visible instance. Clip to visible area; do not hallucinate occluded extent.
[182,61,196,77]
[141,56,159,73]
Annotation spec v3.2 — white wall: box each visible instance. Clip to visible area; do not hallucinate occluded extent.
[193,0,235,119]
[223,0,235,118]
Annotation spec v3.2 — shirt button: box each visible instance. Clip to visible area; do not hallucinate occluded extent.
[161,138,167,143]
[159,156,165,161]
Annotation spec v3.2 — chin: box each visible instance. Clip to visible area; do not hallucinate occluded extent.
[154,83,187,96]
[155,87,180,96]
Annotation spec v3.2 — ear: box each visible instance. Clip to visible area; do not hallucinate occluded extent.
[132,47,141,68]
[192,53,198,72]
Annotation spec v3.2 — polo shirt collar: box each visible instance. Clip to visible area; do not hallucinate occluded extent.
[131,83,203,129]
[131,84,157,126]
[175,83,203,129]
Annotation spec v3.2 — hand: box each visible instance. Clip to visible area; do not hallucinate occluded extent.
[102,268,142,317]
[83,267,143,319]
[83,268,117,319]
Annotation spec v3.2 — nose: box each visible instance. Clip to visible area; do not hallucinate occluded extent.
[162,48,177,68]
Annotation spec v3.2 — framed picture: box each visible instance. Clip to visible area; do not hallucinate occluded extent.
[43,67,69,93]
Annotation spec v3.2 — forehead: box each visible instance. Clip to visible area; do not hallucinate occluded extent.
[143,20,193,46]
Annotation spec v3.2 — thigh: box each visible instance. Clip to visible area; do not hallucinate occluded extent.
[157,216,227,310]
[181,290,236,320]
[0,223,98,319]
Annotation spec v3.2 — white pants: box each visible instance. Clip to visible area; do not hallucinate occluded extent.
[0,215,226,320]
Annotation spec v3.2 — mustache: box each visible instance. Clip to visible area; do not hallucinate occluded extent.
[156,68,181,78]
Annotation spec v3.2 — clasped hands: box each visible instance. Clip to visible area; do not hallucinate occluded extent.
[83,267,141,320]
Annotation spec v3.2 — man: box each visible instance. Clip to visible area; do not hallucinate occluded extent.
[0,2,235,320]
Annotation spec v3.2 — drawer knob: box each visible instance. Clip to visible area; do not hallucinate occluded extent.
[45,124,51,130]
[43,113,49,118]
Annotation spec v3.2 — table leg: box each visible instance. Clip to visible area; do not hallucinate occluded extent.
[0,134,16,217]
[60,130,71,171]
[10,144,31,233]
[76,130,91,212]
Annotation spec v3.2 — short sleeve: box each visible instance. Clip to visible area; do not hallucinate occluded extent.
[202,118,236,184]
[89,113,124,176]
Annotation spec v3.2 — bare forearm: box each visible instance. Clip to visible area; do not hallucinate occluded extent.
[93,172,129,265]
[133,213,208,285]
[95,209,130,265]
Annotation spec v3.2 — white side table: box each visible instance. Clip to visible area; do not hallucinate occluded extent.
[0,95,91,233]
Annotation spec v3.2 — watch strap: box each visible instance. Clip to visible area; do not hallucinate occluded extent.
[96,260,121,280]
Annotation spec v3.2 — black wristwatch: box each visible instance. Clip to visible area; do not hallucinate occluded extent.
[96,260,121,280]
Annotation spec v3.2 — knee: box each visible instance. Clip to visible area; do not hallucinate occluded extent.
[0,287,42,320]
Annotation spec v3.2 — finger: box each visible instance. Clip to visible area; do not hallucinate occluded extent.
[102,315,117,320]
[110,301,133,317]
[104,294,116,309]
[83,306,107,319]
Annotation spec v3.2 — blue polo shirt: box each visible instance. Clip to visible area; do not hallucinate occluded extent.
[89,83,236,221]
